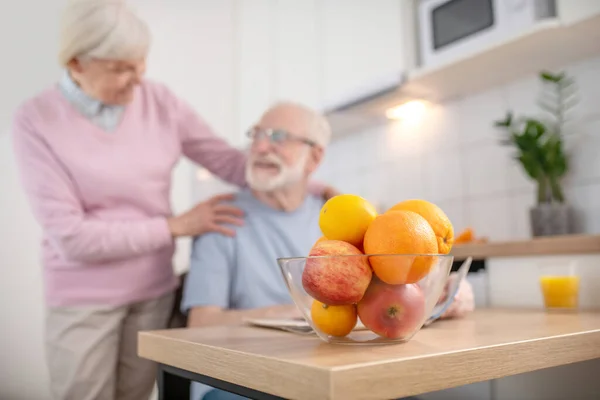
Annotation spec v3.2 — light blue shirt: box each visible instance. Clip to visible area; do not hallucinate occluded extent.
[57,70,125,131]
[181,189,324,399]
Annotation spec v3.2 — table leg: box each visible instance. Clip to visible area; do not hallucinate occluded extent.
[157,363,190,400]
[157,363,286,400]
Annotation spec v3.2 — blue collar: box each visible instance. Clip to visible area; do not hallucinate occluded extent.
[58,70,125,118]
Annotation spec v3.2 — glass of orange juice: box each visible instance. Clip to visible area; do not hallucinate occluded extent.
[539,262,580,310]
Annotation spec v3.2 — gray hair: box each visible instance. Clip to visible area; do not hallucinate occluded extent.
[268,101,332,148]
[58,0,151,66]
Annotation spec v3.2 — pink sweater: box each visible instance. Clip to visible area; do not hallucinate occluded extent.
[11,80,323,307]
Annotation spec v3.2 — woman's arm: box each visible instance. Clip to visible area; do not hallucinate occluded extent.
[11,111,173,264]
[162,85,334,197]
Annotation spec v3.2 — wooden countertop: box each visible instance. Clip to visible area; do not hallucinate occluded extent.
[138,309,600,399]
[451,233,600,260]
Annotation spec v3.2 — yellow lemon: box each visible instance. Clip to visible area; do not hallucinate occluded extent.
[319,194,377,248]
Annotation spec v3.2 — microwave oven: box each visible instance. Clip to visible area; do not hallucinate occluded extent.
[417,0,557,68]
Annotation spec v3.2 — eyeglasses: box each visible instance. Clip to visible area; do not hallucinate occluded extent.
[246,127,316,147]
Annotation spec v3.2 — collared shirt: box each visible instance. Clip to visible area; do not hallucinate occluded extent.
[57,70,125,132]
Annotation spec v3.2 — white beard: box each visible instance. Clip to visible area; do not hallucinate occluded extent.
[246,150,309,192]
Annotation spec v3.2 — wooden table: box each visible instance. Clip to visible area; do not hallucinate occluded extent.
[138,309,600,400]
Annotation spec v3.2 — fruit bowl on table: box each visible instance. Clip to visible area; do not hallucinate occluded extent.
[277,252,453,345]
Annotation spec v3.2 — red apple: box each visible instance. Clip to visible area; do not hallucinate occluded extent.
[302,240,372,305]
[357,277,426,339]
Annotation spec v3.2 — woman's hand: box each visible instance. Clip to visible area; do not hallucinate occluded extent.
[167,193,244,238]
[322,185,340,201]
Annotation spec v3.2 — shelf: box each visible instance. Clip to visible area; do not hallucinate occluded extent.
[451,233,600,261]
[328,13,600,139]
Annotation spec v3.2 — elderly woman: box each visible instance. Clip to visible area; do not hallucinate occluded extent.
[10,1,334,399]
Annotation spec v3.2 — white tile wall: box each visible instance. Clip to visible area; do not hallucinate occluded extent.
[191,55,600,241]
[314,55,600,241]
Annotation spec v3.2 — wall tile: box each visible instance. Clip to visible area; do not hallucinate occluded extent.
[325,134,361,174]
[567,55,600,121]
[464,144,511,197]
[458,87,508,147]
[359,164,389,210]
[509,191,536,240]
[505,73,543,118]
[419,101,462,154]
[384,155,427,207]
[564,119,600,184]
[332,169,364,196]
[423,150,464,203]
[379,120,426,162]
[465,195,512,241]
[507,156,537,192]
[436,199,467,234]
[569,182,600,234]
[356,125,389,168]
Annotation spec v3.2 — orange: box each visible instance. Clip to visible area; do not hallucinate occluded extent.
[319,194,377,248]
[363,210,438,284]
[388,199,454,254]
[454,227,474,244]
[311,300,357,337]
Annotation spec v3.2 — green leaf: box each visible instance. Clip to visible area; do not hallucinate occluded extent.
[493,111,513,128]
[518,154,541,180]
[540,71,564,83]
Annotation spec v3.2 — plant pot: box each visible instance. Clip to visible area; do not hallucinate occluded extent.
[530,203,572,237]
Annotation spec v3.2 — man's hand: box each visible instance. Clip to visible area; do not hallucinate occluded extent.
[322,185,340,201]
[439,273,475,319]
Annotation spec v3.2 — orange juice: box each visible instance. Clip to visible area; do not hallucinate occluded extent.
[539,275,579,309]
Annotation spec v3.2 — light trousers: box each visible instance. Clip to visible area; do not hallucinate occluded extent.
[45,291,175,400]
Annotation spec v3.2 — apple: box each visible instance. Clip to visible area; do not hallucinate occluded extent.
[302,240,372,305]
[357,277,426,339]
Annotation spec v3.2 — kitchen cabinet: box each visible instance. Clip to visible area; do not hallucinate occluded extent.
[272,0,321,110]
[235,0,322,144]
[318,0,404,111]
[235,0,406,137]
[234,0,272,147]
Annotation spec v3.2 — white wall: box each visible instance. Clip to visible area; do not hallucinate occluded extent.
[0,1,237,399]
[314,55,600,241]
[0,1,65,398]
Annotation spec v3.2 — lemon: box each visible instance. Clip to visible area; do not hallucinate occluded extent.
[319,194,377,248]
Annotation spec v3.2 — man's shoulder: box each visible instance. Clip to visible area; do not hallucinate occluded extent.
[191,227,235,257]
[190,191,257,249]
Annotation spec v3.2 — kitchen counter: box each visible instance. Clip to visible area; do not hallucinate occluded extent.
[451,233,600,261]
[139,309,600,400]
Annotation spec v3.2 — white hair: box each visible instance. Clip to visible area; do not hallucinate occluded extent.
[58,0,151,66]
[269,101,332,148]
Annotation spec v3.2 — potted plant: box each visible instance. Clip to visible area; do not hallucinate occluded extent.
[493,71,578,237]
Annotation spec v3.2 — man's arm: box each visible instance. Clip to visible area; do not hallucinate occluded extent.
[181,232,300,328]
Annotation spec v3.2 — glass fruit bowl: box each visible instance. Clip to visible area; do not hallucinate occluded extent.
[277,253,454,345]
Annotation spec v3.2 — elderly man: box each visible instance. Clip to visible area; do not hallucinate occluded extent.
[181,101,474,400]
[181,101,328,400]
